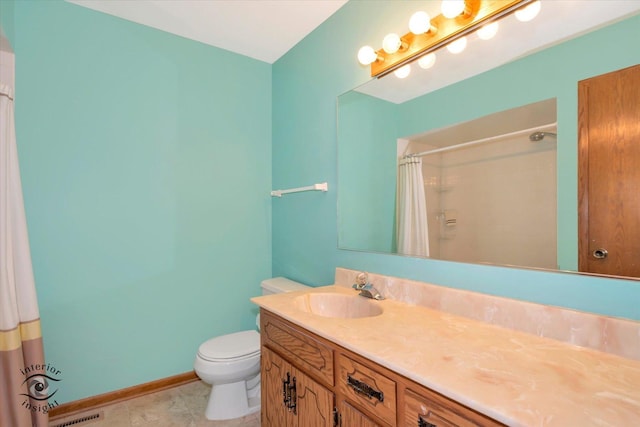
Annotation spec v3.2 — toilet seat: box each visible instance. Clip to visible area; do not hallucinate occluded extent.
[197,330,260,362]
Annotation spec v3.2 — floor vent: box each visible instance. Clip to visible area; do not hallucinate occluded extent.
[51,411,103,427]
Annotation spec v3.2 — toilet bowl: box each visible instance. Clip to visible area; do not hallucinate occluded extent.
[194,277,309,420]
[194,330,261,420]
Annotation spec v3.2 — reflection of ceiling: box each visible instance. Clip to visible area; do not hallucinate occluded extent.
[66,0,348,64]
[405,98,557,151]
[357,1,640,104]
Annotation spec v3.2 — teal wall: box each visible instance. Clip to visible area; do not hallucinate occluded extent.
[337,91,397,253]
[4,1,271,403]
[0,0,14,41]
[273,1,640,320]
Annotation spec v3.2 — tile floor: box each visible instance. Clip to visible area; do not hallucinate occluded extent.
[52,380,260,427]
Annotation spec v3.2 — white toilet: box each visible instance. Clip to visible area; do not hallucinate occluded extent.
[194,277,309,420]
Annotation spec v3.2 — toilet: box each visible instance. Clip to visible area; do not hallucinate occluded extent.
[194,277,309,420]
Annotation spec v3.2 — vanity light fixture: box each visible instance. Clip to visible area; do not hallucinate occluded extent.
[515,0,541,22]
[357,45,379,65]
[382,33,404,54]
[418,52,437,69]
[441,0,468,19]
[394,64,412,79]
[476,21,499,40]
[446,36,468,54]
[409,11,433,35]
[357,0,538,78]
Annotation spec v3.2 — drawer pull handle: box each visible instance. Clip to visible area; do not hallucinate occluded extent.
[346,375,384,402]
[418,416,437,427]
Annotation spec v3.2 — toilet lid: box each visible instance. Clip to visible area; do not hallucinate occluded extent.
[198,330,260,361]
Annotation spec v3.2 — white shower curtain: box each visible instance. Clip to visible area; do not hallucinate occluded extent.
[0,80,48,425]
[396,156,429,257]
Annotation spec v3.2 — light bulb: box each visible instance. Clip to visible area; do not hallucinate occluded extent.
[382,33,402,54]
[409,11,431,35]
[394,64,411,79]
[477,22,499,40]
[515,1,541,22]
[418,53,436,69]
[446,37,467,54]
[357,46,378,65]
[441,0,466,19]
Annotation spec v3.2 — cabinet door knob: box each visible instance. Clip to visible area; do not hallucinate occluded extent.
[593,248,608,259]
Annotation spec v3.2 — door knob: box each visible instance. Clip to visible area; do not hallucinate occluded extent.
[593,248,608,259]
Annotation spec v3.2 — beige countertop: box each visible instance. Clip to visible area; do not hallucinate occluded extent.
[252,285,640,427]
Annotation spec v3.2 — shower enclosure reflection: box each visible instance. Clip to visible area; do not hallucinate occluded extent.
[396,99,557,268]
[337,95,559,270]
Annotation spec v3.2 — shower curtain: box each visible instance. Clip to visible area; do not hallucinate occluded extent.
[396,156,429,257]
[1,79,49,425]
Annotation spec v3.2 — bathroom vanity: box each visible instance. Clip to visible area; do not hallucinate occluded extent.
[260,309,500,426]
[252,270,640,426]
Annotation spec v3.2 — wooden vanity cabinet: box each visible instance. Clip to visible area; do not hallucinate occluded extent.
[260,309,504,427]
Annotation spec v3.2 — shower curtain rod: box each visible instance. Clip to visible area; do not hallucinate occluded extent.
[405,122,557,158]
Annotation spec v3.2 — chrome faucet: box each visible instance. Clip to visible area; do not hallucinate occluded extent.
[352,272,385,300]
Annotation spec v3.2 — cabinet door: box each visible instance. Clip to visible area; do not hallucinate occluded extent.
[295,366,335,427]
[337,398,383,427]
[262,347,295,427]
[263,346,335,427]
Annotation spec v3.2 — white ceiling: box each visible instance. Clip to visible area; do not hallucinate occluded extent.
[67,0,348,64]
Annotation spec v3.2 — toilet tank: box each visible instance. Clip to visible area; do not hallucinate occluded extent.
[261,277,309,295]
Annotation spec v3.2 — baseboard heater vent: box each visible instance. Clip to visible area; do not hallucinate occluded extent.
[51,411,104,427]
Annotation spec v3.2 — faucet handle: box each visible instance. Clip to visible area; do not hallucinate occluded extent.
[353,272,384,300]
[353,272,369,290]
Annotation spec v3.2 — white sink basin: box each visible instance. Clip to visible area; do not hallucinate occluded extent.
[294,293,383,319]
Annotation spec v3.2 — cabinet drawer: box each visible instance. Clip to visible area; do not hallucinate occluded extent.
[404,388,503,427]
[260,310,334,387]
[337,354,396,426]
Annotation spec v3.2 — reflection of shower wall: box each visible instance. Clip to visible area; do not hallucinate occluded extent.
[425,133,557,268]
[421,155,443,257]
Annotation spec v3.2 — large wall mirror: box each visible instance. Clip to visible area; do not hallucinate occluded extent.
[337,2,640,279]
